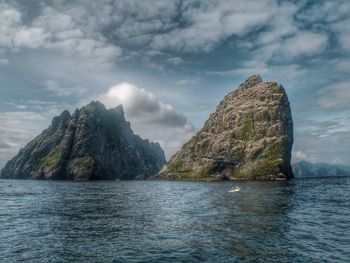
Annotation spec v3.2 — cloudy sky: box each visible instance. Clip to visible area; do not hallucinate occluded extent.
[0,0,349,168]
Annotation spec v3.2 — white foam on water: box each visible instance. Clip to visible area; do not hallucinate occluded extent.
[228,186,241,193]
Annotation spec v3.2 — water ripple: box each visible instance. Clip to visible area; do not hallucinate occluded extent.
[0,178,349,262]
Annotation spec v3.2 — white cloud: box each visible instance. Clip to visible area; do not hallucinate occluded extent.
[209,61,306,82]
[175,78,200,86]
[13,27,48,48]
[254,31,329,64]
[292,150,312,163]
[0,0,337,65]
[151,0,275,52]
[298,1,350,53]
[166,57,184,65]
[0,3,48,49]
[293,117,350,165]
[331,18,350,51]
[42,80,87,97]
[99,82,195,158]
[32,7,122,65]
[283,32,328,57]
[316,82,350,110]
[0,3,121,65]
[257,3,298,45]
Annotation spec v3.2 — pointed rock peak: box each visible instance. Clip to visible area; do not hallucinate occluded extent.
[81,101,106,114]
[156,74,293,181]
[110,104,124,117]
[51,110,71,129]
[87,100,105,108]
[240,74,263,89]
[60,110,71,119]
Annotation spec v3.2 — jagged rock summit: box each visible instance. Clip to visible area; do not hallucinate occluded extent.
[156,75,293,180]
[1,101,166,180]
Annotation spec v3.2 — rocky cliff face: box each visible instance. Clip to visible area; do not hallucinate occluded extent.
[156,75,293,180]
[1,101,166,180]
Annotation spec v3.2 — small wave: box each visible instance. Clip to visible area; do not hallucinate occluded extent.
[228,187,241,193]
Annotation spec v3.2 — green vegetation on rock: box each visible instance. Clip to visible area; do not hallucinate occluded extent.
[237,117,254,141]
[70,156,94,169]
[32,149,60,170]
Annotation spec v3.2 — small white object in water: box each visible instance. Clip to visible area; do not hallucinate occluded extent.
[228,186,241,193]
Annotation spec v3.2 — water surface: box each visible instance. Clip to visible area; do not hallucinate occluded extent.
[0,178,349,262]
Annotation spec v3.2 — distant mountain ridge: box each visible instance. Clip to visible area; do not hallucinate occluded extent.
[1,101,166,180]
[292,160,350,178]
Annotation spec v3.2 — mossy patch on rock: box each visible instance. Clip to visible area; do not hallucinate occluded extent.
[237,117,255,141]
[33,150,60,171]
[70,156,95,169]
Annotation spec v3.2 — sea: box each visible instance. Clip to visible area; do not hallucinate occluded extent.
[0,177,349,263]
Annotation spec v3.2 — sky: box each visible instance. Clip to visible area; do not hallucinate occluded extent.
[0,0,350,168]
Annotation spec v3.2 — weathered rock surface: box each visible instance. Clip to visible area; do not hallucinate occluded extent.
[155,75,293,180]
[1,101,166,180]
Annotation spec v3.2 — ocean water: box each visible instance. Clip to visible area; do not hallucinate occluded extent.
[0,178,349,263]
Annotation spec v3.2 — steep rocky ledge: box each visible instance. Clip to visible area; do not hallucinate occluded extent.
[155,75,293,180]
[1,101,166,180]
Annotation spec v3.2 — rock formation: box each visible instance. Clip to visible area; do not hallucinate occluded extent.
[1,101,166,180]
[155,75,293,180]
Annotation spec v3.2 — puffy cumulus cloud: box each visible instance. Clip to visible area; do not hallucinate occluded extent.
[0,3,121,65]
[151,0,274,52]
[296,1,350,53]
[99,82,195,158]
[255,31,329,63]
[42,0,329,58]
[257,3,298,46]
[33,7,122,64]
[292,150,313,163]
[0,0,343,64]
[33,0,280,54]
[0,3,48,49]
[243,2,331,63]
[331,18,350,51]
[297,0,350,24]
[282,32,328,58]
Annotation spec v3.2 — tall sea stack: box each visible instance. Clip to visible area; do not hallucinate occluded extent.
[1,101,166,180]
[156,75,293,180]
